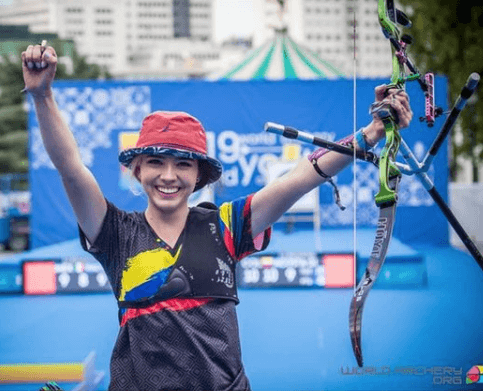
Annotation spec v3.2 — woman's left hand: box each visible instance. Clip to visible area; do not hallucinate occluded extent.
[365,85,414,144]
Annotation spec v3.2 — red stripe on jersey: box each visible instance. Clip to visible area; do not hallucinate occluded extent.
[121,297,213,327]
[224,229,236,259]
[243,194,253,219]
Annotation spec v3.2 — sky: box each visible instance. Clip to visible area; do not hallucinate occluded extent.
[0,0,255,43]
[214,0,254,43]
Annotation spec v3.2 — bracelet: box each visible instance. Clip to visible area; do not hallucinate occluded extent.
[310,159,346,211]
[355,128,377,152]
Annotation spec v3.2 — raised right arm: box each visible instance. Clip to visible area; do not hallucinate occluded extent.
[22,44,107,244]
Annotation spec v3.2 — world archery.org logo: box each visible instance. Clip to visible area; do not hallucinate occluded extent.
[466,365,483,384]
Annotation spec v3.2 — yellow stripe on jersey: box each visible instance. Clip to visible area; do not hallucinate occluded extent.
[119,246,182,301]
[219,202,232,230]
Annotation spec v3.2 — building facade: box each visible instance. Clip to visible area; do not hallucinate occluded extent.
[1,0,398,78]
[252,0,393,77]
[0,0,219,78]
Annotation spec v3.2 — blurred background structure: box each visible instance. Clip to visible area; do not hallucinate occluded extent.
[0,0,481,177]
[0,0,396,79]
[0,1,482,390]
[1,0,481,249]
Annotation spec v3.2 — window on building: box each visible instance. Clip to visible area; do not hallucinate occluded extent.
[95,8,113,14]
[65,7,83,13]
[95,31,114,36]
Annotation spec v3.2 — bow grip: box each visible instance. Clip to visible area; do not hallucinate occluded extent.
[379,84,403,124]
[370,93,400,125]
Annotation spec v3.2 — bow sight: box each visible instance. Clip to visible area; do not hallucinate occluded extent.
[377,0,444,127]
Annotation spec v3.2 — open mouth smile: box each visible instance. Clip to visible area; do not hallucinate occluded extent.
[155,186,180,195]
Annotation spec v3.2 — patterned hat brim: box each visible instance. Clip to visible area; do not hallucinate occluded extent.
[119,147,222,192]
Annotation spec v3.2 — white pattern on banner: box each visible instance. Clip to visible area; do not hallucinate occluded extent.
[30,86,151,170]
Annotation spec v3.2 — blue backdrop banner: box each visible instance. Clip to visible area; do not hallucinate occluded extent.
[28,78,448,248]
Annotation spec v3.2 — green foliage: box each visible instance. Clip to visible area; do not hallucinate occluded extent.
[396,1,483,180]
[0,47,27,174]
[0,104,25,137]
[0,39,111,175]
[0,130,28,172]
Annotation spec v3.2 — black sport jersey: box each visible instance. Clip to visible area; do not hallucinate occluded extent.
[80,194,271,391]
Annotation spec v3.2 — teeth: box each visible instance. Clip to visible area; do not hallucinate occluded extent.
[156,187,179,194]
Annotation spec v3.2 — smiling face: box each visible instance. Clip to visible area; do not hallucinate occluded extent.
[135,155,200,215]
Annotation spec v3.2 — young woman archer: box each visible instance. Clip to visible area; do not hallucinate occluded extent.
[22,43,412,391]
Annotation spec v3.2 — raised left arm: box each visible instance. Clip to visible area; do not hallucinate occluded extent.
[250,87,412,238]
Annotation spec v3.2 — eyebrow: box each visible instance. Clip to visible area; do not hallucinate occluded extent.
[146,156,194,162]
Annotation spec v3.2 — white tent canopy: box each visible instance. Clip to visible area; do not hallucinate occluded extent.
[218,30,345,80]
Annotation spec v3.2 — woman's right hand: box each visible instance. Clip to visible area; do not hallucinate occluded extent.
[21,43,57,98]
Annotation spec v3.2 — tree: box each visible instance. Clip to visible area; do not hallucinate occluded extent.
[395,1,483,182]
[0,38,111,175]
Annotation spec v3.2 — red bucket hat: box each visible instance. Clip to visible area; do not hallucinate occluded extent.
[119,111,222,191]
